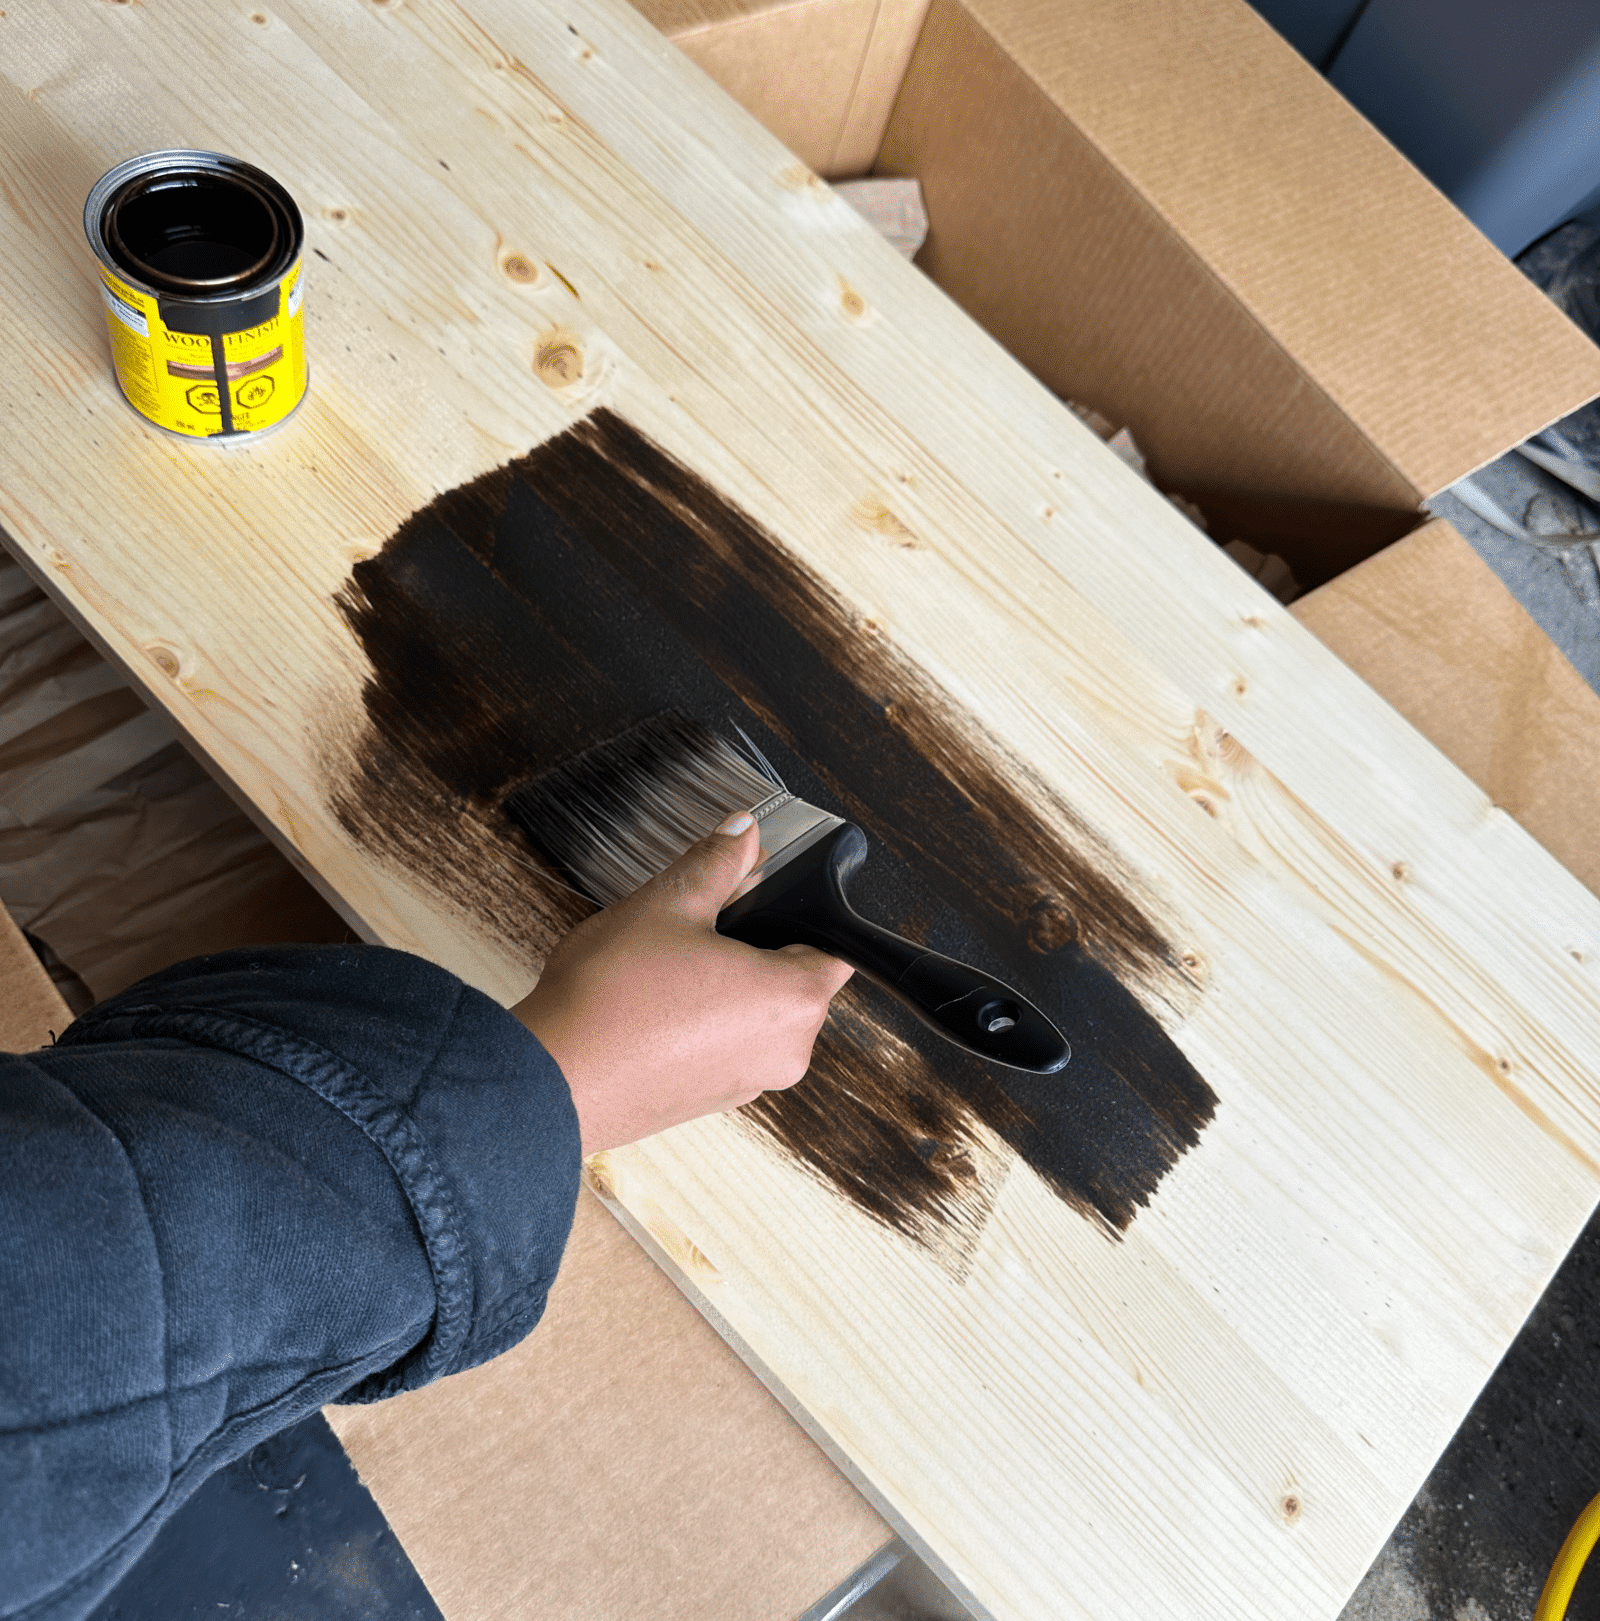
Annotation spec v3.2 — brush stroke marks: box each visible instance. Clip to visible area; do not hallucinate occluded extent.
[324,408,1217,1256]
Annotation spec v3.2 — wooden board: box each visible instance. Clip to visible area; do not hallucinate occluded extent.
[4,5,1600,1619]
[0,902,70,1051]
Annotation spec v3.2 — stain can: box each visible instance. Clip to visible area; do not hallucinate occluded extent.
[84,150,307,441]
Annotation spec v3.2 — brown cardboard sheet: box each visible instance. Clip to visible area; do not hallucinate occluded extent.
[1293,517,1600,899]
[327,1188,892,1621]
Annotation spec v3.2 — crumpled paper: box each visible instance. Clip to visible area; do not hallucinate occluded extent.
[0,547,349,1003]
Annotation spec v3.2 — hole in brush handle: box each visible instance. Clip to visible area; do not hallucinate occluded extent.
[893,952,1070,1073]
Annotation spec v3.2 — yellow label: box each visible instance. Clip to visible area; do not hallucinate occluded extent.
[98,262,307,439]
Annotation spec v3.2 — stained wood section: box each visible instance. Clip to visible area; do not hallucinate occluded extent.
[3,6,1600,1621]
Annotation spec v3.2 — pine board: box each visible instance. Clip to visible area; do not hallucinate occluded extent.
[3,4,1600,1618]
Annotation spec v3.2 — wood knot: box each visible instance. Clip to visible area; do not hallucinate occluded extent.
[501,252,538,284]
[1231,676,1249,699]
[1280,1494,1302,1524]
[534,328,584,388]
[1179,949,1206,983]
[582,1152,616,1200]
[839,278,867,320]
[1027,894,1078,953]
[325,206,349,223]
[1390,860,1411,882]
[851,496,920,548]
[147,644,181,679]
[249,9,268,20]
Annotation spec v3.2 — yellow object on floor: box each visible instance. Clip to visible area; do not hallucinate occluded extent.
[1535,1490,1600,1621]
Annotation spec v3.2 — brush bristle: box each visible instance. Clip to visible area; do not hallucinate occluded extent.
[505,711,785,906]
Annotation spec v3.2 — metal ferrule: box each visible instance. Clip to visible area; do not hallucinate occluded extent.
[744,794,845,886]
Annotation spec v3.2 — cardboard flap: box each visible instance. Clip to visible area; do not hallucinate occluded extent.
[637,0,931,174]
[895,0,1600,504]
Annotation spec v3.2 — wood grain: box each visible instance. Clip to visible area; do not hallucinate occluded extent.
[3,5,1600,1619]
[0,900,70,1051]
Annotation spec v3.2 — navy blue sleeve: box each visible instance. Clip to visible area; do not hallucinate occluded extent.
[0,943,581,1621]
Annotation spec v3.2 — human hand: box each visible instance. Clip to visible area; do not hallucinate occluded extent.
[514,814,854,1153]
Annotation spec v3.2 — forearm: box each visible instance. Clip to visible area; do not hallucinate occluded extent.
[2,943,580,1621]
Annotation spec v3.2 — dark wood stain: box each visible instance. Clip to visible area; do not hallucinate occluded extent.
[325,408,1217,1254]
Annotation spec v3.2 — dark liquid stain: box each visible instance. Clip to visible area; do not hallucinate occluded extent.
[326,408,1218,1254]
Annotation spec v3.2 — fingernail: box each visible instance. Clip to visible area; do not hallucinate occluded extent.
[715,810,755,836]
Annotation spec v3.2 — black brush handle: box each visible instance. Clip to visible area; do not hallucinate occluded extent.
[717,823,1070,1074]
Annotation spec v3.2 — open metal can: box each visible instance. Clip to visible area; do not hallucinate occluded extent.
[84,150,307,441]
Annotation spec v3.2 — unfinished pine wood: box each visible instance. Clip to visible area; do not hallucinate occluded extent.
[0,903,70,1051]
[3,6,1600,1620]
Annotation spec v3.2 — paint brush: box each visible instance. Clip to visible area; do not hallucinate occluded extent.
[504,710,1071,1074]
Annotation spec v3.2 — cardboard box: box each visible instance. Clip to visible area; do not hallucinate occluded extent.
[634,0,1600,588]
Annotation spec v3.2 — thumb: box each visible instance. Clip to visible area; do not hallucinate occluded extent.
[644,811,761,922]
